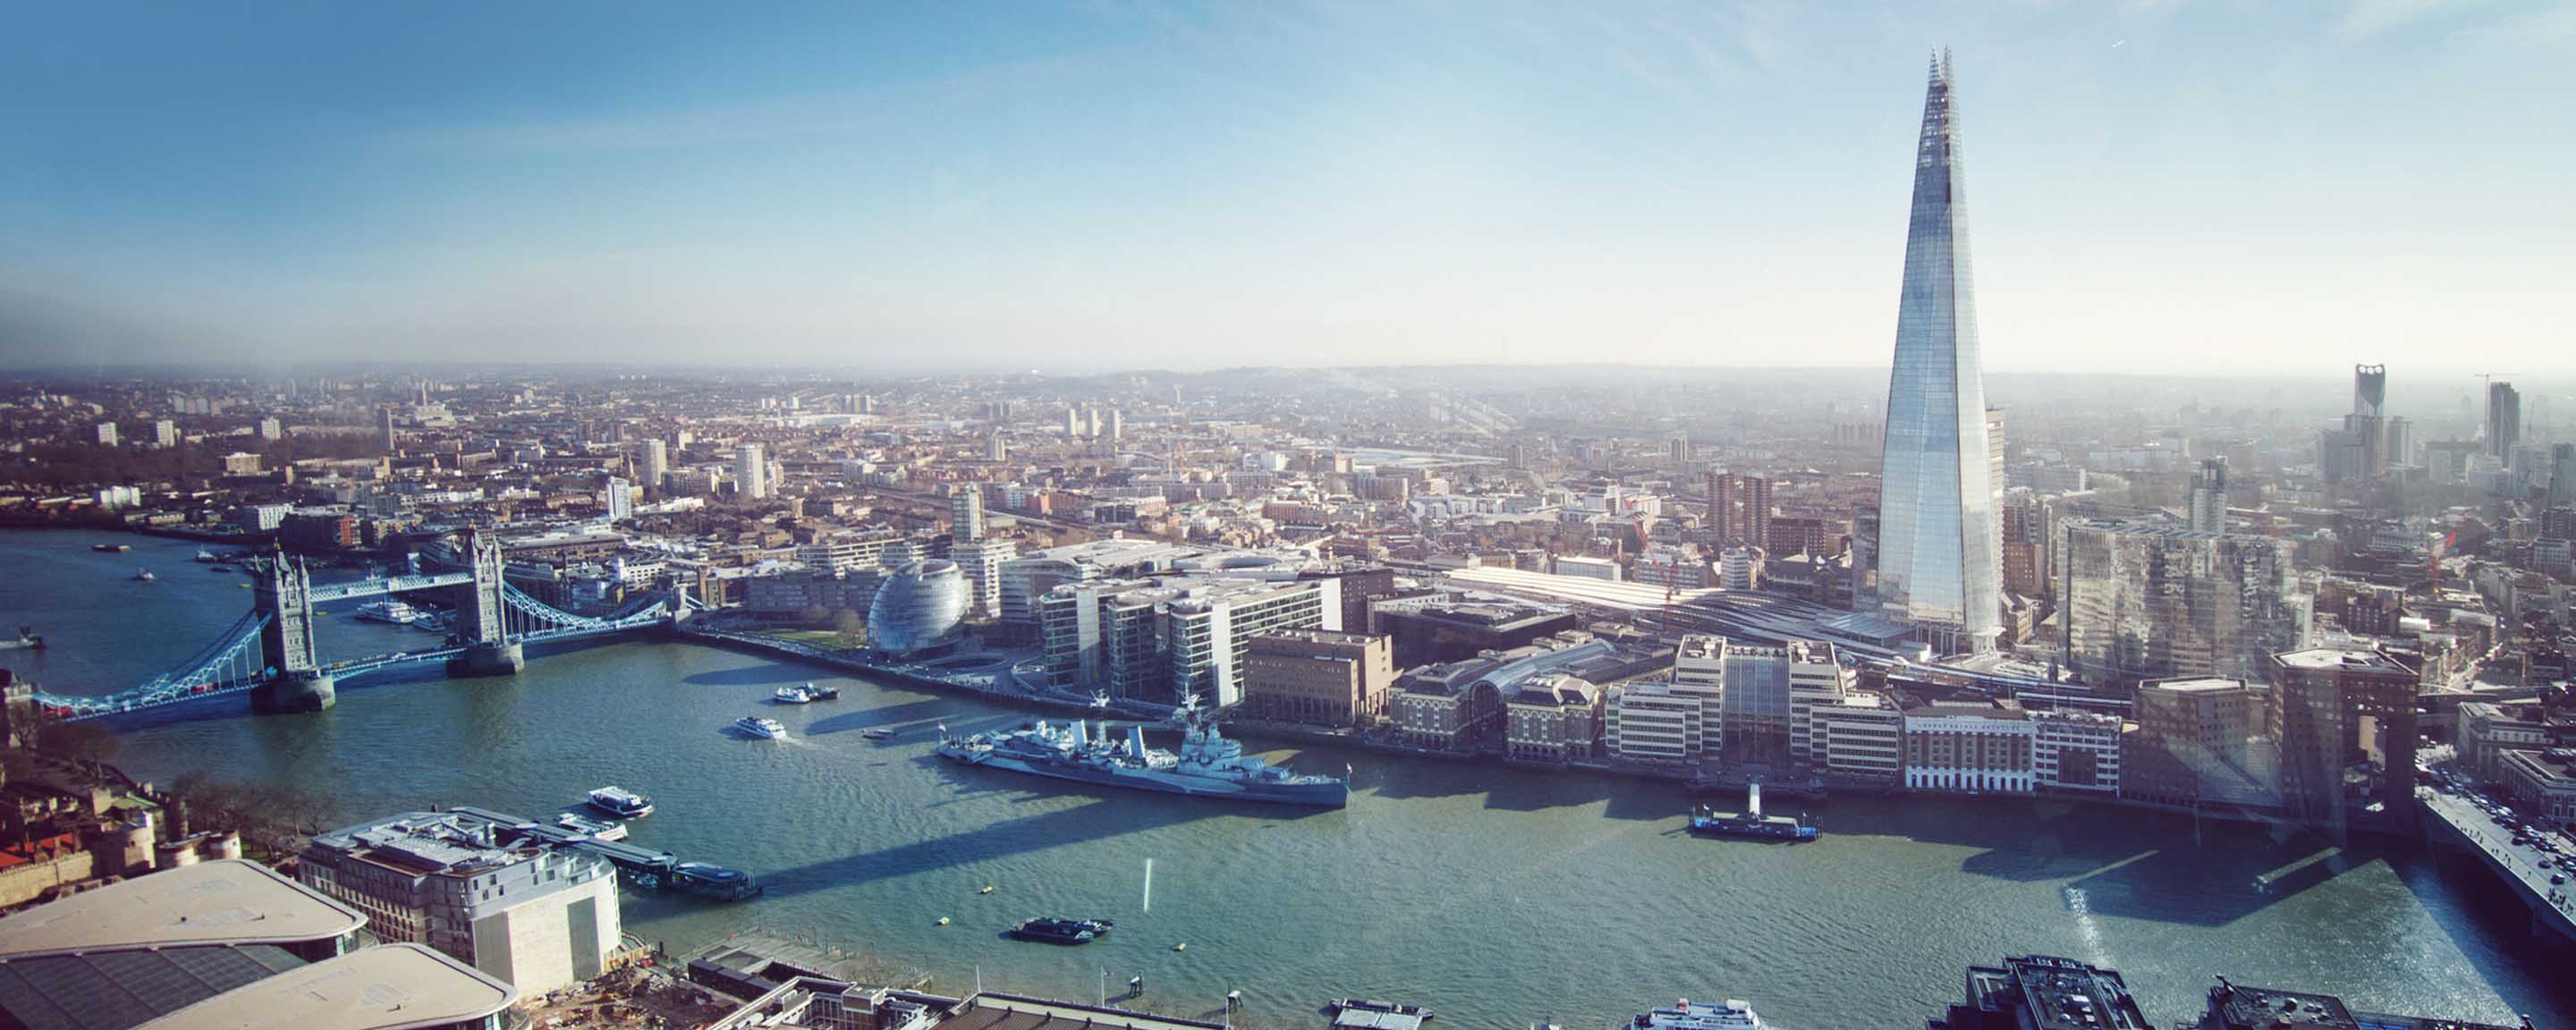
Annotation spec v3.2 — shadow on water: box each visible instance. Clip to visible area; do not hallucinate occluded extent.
[805,699,958,736]
[755,783,1309,900]
[1354,754,1681,822]
[682,662,830,688]
[1819,794,2377,927]
[2393,841,2576,1021]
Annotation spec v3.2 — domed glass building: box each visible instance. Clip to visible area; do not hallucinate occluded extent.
[869,559,968,656]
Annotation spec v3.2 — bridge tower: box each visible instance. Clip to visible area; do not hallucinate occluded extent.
[449,529,524,677]
[252,553,335,712]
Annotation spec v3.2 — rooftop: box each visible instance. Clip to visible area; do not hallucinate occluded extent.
[2271,647,2413,675]
[0,944,305,1030]
[2141,677,2263,695]
[133,943,516,1030]
[0,860,363,960]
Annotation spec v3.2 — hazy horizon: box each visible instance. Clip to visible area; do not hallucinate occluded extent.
[5,2,2572,374]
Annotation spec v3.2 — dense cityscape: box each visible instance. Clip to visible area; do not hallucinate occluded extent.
[4,10,2573,1030]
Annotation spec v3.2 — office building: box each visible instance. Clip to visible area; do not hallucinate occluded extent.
[1605,680,1705,764]
[1925,954,2153,1030]
[2058,520,2311,689]
[949,537,1016,621]
[1716,640,1838,771]
[604,476,633,524]
[2550,443,2576,508]
[2487,380,2521,461]
[2455,700,2551,783]
[1707,471,1771,551]
[1902,701,2034,795]
[799,529,903,574]
[951,486,984,543]
[1809,692,1904,781]
[1631,543,1711,591]
[300,811,622,994]
[1551,554,1621,582]
[998,538,1202,639]
[2123,677,2280,810]
[1166,578,1338,707]
[2323,363,2388,482]
[2495,748,2576,824]
[1391,636,1623,752]
[1716,546,1759,591]
[1870,54,2005,653]
[735,443,770,500]
[2271,647,2420,833]
[2188,457,2228,533]
[2031,708,2123,794]
[1504,673,1604,761]
[1241,629,1394,728]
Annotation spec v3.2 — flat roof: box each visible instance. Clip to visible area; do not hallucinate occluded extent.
[133,943,516,1030]
[0,944,303,1030]
[2271,647,2411,673]
[0,860,363,960]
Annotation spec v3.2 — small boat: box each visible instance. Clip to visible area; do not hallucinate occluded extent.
[131,569,156,582]
[672,862,760,900]
[587,786,654,819]
[807,683,842,700]
[0,628,42,652]
[208,564,233,572]
[860,727,896,740]
[91,543,131,553]
[1330,1000,1434,1022]
[979,885,995,894]
[936,916,951,926]
[193,550,218,562]
[555,813,630,841]
[1009,916,1114,945]
[733,715,789,740]
[773,685,815,705]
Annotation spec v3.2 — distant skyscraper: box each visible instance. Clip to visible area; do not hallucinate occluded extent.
[2345,363,2386,477]
[1869,52,2003,651]
[734,443,769,500]
[604,477,634,524]
[640,438,668,490]
[2189,457,2229,533]
[952,486,985,543]
[2383,415,2414,469]
[2549,443,2576,508]
[1709,472,1771,552]
[2486,381,2521,462]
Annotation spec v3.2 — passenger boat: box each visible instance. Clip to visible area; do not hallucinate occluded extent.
[0,627,42,652]
[1686,784,1817,842]
[733,715,789,740]
[773,685,815,704]
[555,813,630,841]
[1626,998,1770,1029]
[587,786,654,819]
[806,682,841,700]
[672,862,761,900]
[1009,916,1114,944]
[194,550,219,562]
[352,600,429,625]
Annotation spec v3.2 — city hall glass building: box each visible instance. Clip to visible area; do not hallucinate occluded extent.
[1872,53,2004,652]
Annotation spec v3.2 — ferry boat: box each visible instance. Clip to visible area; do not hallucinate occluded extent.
[733,715,789,740]
[352,600,429,626]
[672,862,761,900]
[936,697,1350,808]
[1626,998,1770,1030]
[0,628,42,652]
[91,543,131,553]
[194,550,219,562]
[555,813,630,841]
[1687,784,1817,843]
[773,685,816,705]
[587,786,654,819]
[131,569,157,583]
[1009,916,1114,944]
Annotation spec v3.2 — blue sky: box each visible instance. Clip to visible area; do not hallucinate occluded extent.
[3,1,2571,374]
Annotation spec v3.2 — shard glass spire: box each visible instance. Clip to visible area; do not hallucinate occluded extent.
[1872,51,2002,650]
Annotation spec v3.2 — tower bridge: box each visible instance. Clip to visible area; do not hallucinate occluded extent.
[29,531,697,722]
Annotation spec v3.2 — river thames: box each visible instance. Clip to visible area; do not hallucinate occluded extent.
[4,529,2568,1029]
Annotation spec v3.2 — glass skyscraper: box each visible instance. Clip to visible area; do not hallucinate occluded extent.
[1872,52,2003,651]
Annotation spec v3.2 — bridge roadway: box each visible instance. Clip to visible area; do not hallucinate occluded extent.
[304,570,476,604]
[2419,780,2576,943]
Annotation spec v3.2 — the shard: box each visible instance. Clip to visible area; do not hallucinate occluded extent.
[1870,51,2002,652]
